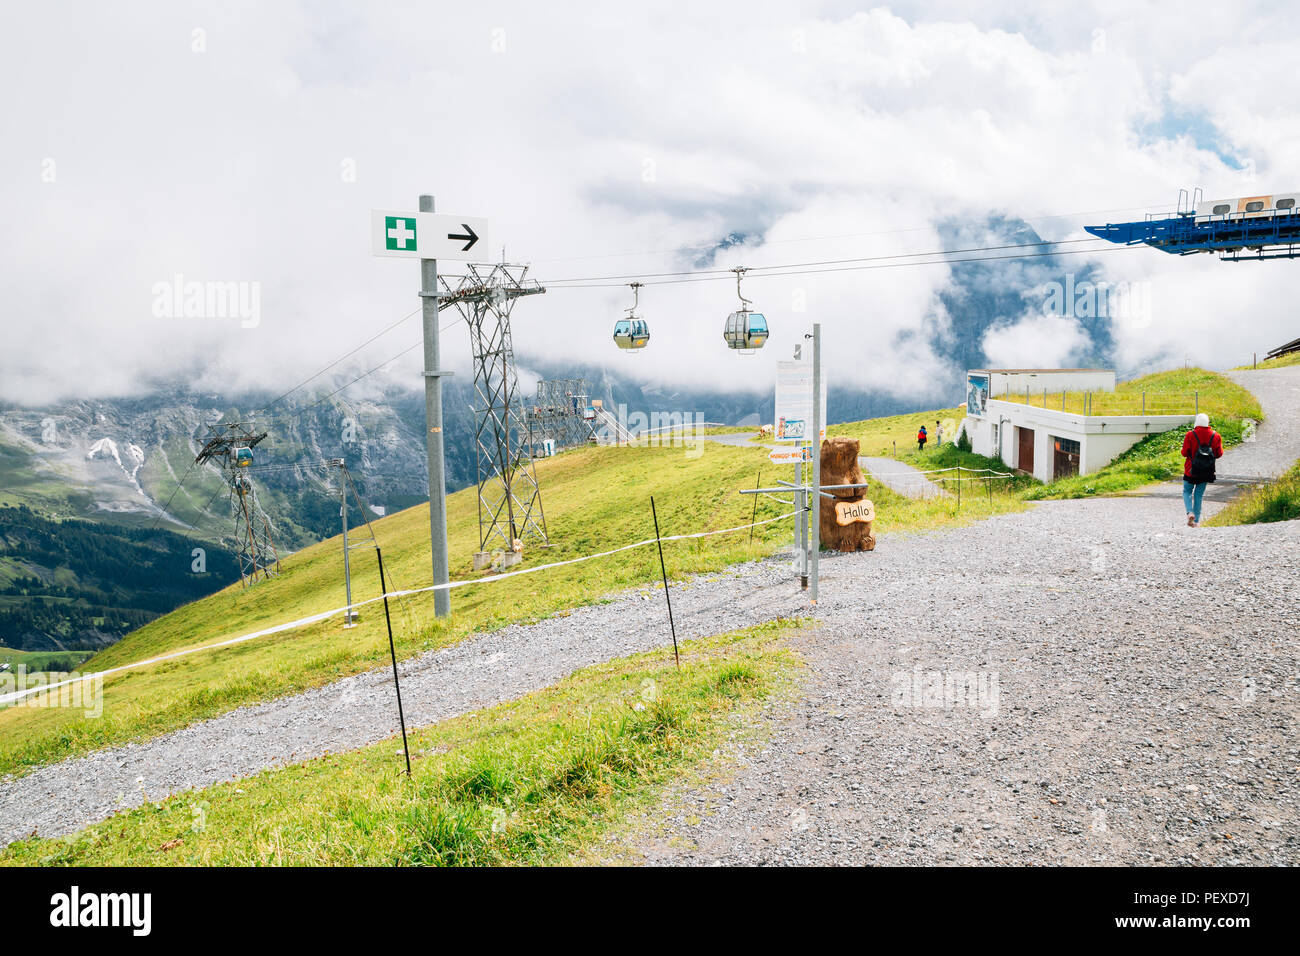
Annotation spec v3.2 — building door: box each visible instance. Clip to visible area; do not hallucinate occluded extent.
[1053,436,1081,480]
[1017,427,1035,474]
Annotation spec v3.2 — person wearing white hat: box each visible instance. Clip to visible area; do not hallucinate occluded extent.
[1180,412,1222,527]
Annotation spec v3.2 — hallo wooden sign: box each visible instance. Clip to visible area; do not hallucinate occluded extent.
[834,499,875,525]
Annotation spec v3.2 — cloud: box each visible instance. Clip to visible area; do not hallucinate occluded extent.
[1,2,1296,408]
[982,313,1090,369]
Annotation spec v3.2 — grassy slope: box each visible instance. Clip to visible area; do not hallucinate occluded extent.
[0,436,97,516]
[0,424,1032,778]
[1205,460,1300,526]
[1,620,803,866]
[0,440,784,776]
[1232,351,1300,371]
[0,647,94,672]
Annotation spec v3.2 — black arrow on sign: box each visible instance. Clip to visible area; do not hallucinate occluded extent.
[447,223,479,252]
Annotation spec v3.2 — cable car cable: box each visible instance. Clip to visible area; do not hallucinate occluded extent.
[255,309,421,417]
[527,199,1172,265]
[261,313,467,427]
[538,236,1108,286]
[548,242,1139,289]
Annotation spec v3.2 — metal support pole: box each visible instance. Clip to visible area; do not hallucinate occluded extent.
[811,323,821,604]
[420,194,451,617]
[1195,391,1199,415]
[749,467,761,546]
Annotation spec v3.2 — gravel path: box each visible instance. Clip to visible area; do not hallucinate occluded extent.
[859,456,950,499]
[1223,366,1300,478]
[630,365,1300,866]
[3,368,1297,858]
[635,496,1300,865]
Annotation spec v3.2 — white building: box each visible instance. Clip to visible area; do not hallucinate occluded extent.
[972,368,1116,400]
[960,369,1194,484]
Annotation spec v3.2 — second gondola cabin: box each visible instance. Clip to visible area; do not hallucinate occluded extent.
[723,311,768,351]
[613,317,650,350]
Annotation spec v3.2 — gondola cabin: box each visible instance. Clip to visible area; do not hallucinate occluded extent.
[613,318,650,350]
[723,311,768,351]
[234,447,253,467]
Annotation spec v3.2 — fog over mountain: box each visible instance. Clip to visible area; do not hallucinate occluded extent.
[3,2,1296,411]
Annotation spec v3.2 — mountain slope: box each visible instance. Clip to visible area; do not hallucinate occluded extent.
[0,506,241,651]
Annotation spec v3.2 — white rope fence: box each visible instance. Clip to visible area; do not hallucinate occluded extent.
[0,508,799,707]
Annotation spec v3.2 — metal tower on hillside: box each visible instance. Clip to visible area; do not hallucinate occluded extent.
[439,263,549,554]
[526,378,595,454]
[195,422,281,587]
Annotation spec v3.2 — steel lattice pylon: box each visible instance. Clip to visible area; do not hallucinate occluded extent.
[525,378,595,454]
[439,263,549,552]
[194,422,281,587]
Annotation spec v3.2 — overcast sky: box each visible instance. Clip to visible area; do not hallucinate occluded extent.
[2,1,1295,407]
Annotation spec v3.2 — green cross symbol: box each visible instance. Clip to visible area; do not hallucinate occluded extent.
[385,216,417,251]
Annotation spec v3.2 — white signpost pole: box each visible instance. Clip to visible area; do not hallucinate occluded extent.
[419,195,451,617]
[373,200,488,616]
[811,323,822,603]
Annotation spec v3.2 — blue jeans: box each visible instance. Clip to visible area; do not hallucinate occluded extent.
[1183,479,1207,521]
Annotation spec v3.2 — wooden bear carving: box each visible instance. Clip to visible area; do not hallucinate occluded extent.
[819,436,876,552]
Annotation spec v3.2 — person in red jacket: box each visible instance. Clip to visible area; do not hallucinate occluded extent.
[1181,413,1223,527]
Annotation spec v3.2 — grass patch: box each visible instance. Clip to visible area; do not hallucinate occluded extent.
[0,620,804,867]
[1205,461,1300,526]
[1231,352,1300,371]
[995,367,1261,418]
[0,647,94,673]
[897,444,1041,496]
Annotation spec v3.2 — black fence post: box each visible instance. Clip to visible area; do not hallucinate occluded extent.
[650,497,680,669]
[375,546,412,777]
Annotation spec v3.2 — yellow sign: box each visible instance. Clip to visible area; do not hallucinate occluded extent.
[834,499,875,525]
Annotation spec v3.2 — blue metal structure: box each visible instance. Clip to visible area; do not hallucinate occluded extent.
[1086,190,1300,260]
